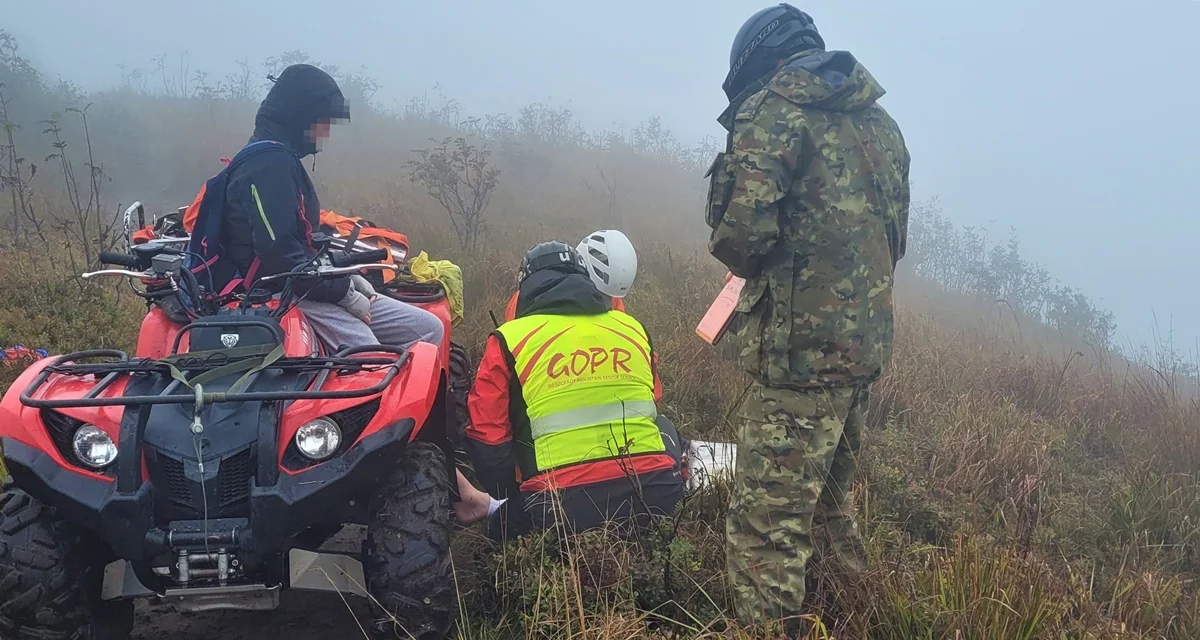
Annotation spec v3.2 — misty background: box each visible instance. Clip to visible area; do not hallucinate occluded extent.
[5,0,1199,353]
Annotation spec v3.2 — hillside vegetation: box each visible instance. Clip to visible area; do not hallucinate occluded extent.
[2,35,1198,638]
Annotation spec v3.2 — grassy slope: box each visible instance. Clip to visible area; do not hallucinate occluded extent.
[0,102,1196,638]
[3,241,1196,639]
[447,255,1200,639]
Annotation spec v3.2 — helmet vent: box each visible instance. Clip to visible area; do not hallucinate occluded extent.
[588,246,610,266]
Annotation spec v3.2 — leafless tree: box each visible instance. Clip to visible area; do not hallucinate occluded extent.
[406,137,501,251]
[41,104,115,271]
[0,82,45,246]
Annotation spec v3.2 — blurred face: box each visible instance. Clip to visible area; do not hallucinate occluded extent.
[305,119,332,149]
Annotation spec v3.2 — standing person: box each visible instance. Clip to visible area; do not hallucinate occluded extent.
[464,242,684,539]
[704,4,910,631]
[187,63,443,351]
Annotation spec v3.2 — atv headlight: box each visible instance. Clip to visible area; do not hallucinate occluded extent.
[295,418,342,460]
[72,425,117,469]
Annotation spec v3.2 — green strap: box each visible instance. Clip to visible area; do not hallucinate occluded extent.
[158,344,273,388]
[186,346,278,390]
[161,344,278,366]
[161,362,192,389]
[227,344,285,394]
[157,344,285,395]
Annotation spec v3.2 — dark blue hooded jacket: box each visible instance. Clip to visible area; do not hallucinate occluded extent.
[197,64,351,303]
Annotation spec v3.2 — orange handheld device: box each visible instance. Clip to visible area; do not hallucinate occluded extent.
[696,274,745,345]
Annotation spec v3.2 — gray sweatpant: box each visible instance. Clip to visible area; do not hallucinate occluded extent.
[299,295,445,351]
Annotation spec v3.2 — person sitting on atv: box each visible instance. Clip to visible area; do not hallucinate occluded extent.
[187,63,443,350]
[460,241,684,539]
[502,229,636,322]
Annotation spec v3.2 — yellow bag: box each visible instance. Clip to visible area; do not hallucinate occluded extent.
[407,251,464,326]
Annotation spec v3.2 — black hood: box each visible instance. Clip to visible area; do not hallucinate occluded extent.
[250,64,348,157]
[515,268,611,318]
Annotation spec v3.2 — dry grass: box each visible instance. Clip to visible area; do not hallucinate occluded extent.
[0,98,1197,639]
[440,297,1199,639]
[1,197,1198,639]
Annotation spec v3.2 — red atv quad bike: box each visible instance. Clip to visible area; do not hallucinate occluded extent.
[0,215,466,640]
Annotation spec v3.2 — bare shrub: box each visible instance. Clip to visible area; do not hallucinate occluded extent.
[406,136,501,251]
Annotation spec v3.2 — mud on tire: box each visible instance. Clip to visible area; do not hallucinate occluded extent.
[365,441,456,639]
[0,489,133,640]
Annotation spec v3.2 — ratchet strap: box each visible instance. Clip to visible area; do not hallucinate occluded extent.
[158,343,286,395]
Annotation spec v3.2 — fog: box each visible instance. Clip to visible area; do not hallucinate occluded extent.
[6,0,1200,352]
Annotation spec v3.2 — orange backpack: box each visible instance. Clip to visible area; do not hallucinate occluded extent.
[317,210,410,283]
[182,184,205,234]
[130,188,203,245]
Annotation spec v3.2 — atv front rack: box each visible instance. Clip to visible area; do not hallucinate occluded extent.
[19,344,408,409]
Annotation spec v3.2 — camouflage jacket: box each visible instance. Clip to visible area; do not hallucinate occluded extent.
[706,49,910,389]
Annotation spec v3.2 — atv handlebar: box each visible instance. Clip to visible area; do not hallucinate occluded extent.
[330,248,389,267]
[320,263,399,277]
[81,268,156,280]
[81,258,396,284]
[257,262,399,283]
[84,240,400,321]
[99,251,141,269]
[146,236,190,246]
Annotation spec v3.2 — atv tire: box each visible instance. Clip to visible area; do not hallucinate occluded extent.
[0,489,134,640]
[365,442,456,640]
[447,341,476,484]
[447,341,473,452]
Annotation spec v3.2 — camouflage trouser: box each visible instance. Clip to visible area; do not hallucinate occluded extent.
[726,382,870,625]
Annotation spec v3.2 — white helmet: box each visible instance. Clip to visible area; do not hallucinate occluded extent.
[576,230,638,298]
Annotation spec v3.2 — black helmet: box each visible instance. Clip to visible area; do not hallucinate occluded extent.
[723,4,825,101]
[518,241,587,284]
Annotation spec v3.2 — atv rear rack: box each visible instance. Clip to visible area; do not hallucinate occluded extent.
[19,344,408,409]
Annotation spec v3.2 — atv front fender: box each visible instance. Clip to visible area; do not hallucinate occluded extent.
[2,415,417,566]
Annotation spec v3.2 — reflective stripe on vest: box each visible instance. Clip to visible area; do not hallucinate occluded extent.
[496,310,664,474]
[529,399,658,439]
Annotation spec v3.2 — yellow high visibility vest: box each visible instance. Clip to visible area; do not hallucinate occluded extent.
[495,310,664,474]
